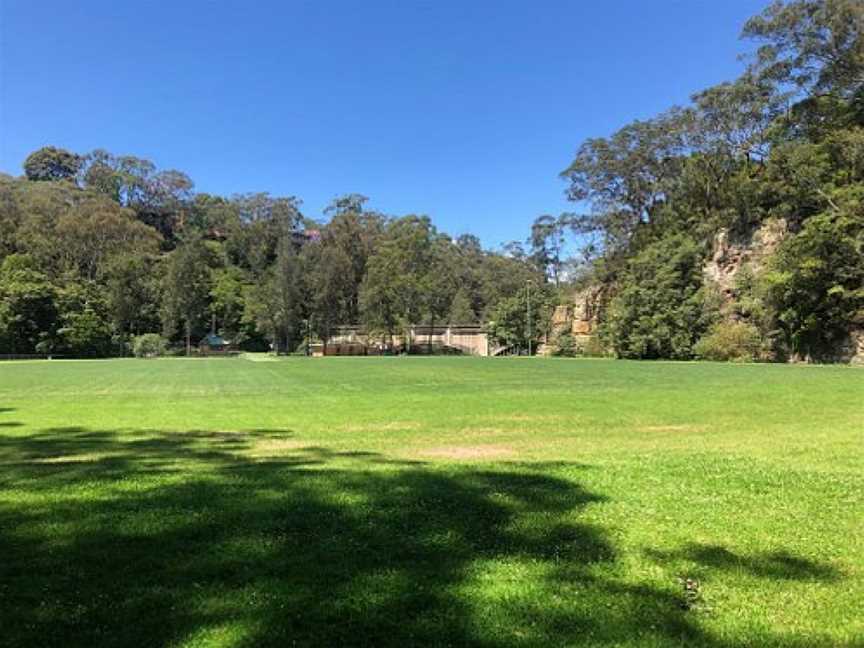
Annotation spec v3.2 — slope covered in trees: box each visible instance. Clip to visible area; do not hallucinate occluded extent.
[0,156,544,356]
[558,0,864,363]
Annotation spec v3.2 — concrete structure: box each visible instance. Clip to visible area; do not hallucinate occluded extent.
[313,325,491,356]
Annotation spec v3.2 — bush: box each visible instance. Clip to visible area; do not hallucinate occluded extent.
[581,335,608,358]
[694,321,763,362]
[132,333,167,358]
[551,332,578,357]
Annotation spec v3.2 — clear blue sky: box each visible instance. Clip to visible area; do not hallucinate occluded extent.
[0,0,766,248]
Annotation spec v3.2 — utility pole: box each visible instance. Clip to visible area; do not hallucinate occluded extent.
[526,279,532,357]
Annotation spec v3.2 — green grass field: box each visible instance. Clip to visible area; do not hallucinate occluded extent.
[0,357,861,647]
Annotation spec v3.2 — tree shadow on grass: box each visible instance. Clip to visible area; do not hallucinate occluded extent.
[645,544,843,582]
[0,428,846,648]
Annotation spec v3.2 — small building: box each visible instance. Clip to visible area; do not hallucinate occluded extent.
[199,334,231,354]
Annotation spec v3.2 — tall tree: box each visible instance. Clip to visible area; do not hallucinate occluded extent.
[304,241,353,351]
[104,255,160,338]
[23,147,82,182]
[560,108,690,251]
[423,235,458,350]
[743,0,864,98]
[360,216,435,349]
[0,255,58,354]
[245,237,303,353]
[160,240,213,355]
[528,214,571,286]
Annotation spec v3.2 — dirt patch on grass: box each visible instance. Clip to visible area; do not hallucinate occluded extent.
[453,426,508,437]
[493,414,566,423]
[32,452,113,464]
[246,438,309,455]
[414,444,516,460]
[637,424,705,433]
[341,421,421,433]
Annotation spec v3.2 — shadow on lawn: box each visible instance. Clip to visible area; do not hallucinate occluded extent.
[0,427,844,648]
[645,544,843,582]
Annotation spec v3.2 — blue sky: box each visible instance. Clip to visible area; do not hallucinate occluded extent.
[0,0,766,248]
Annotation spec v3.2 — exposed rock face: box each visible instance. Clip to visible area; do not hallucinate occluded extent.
[571,286,601,335]
[703,219,787,298]
[545,216,862,364]
[541,286,603,355]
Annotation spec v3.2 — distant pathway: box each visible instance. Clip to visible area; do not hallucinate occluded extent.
[242,353,280,362]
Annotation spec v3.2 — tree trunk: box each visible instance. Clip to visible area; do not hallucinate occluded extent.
[185,322,192,357]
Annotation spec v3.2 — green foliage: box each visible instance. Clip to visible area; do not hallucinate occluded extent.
[23,146,82,182]
[742,0,864,98]
[1,143,557,358]
[765,209,864,359]
[132,333,168,358]
[580,334,608,358]
[53,283,114,357]
[694,320,764,362]
[209,265,253,343]
[243,237,303,353]
[601,236,716,359]
[359,216,452,343]
[160,239,214,354]
[486,285,554,351]
[104,255,160,338]
[0,254,58,353]
[550,331,578,357]
[560,109,689,249]
[447,287,476,324]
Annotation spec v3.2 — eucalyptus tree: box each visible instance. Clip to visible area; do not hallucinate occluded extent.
[23,147,82,182]
[160,238,214,355]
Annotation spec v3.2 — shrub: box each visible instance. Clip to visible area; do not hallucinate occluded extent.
[694,320,763,362]
[581,335,608,358]
[132,333,167,358]
[551,332,578,357]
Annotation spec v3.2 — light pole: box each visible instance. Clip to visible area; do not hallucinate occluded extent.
[526,279,533,357]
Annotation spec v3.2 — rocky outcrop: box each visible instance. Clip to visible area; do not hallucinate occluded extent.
[541,286,603,355]
[545,216,862,364]
[851,331,864,365]
[703,219,787,298]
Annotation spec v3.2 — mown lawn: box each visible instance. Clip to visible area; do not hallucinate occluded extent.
[0,356,861,647]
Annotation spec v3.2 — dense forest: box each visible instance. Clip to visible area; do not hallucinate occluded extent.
[0,159,552,356]
[1,0,862,362]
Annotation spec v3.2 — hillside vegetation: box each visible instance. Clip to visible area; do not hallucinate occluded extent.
[558,0,864,363]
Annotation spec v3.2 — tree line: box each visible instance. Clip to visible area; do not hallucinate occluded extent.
[0,151,554,356]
